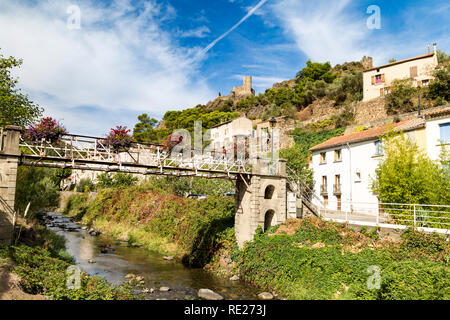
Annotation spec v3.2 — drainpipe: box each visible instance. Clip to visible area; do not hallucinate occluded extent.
[346,143,353,213]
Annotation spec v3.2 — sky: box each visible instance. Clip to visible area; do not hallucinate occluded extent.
[0,0,449,136]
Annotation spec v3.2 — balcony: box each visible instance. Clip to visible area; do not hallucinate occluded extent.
[333,184,342,195]
[320,184,328,195]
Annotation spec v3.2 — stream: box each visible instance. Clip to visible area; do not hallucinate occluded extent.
[41,211,262,300]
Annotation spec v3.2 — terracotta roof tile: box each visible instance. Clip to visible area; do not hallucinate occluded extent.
[310,118,425,151]
[424,106,450,118]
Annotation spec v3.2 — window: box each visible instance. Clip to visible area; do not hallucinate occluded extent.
[320,152,327,164]
[355,169,361,182]
[422,79,430,86]
[410,66,418,78]
[323,195,328,207]
[375,140,383,155]
[440,123,450,143]
[321,176,328,194]
[334,149,342,162]
[371,74,385,85]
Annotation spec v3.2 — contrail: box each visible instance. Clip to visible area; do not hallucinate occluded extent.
[199,0,269,56]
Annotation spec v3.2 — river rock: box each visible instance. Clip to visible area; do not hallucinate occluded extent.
[125,274,135,279]
[88,259,96,264]
[229,275,240,281]
[159,287,170,292]
[163,256,174,261]
[258,292,273,300]
[198,289,224,300]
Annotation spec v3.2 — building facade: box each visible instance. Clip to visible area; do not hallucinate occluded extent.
[362,44,438,102]
[209,116,253,153]
[309,119,428,213]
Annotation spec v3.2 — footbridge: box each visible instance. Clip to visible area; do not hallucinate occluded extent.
[0,126,315,247]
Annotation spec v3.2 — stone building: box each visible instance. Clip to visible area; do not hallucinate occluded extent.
[362,44,439,101]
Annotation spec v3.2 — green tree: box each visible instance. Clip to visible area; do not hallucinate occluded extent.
[436,50,450,64]
[15,167,60,215]
[427,64,450,102]
[371,132,446,205]
[0,49,43,127]
[296,60,337,84]
[96,173,139,189]
[133,113,160,143]
[385,79,417,114]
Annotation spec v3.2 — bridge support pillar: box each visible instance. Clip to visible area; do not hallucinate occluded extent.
[235,159,287,249]
[0,126,21,245]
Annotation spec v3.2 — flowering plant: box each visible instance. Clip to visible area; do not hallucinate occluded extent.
[24,117,67,143]
[104,126,133,152]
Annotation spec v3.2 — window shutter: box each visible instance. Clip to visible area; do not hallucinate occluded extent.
[380,88,383,96]
[381,74,385,82]
[371,76,375,85]
[410,66,418,78]
[417,80,422,87]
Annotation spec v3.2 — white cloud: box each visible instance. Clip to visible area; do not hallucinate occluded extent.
[177,26,211,38]
[0,0,213,135]
[270,0,368,64]
[268,0,450,67]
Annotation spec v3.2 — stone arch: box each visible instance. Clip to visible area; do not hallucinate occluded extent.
[264,209,275,232]
[264,185,275,199]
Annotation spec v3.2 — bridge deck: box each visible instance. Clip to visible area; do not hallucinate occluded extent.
[14,134,257,179]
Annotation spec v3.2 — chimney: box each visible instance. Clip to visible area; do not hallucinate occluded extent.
[428,44,430,54]
[433,43,437,54]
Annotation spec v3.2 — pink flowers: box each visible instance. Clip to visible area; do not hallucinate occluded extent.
[24,117,67,143]
[104,126,133,152]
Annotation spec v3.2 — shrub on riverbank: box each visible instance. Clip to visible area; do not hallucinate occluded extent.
[236,219,450,300]
[0,245,137,300]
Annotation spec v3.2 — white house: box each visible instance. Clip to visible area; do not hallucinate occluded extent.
[424,106,450,161]
[209,116,253,153]
[362,44,438,101]
[309,118,427,213]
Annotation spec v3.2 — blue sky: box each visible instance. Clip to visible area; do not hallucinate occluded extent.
[0,0,449,136]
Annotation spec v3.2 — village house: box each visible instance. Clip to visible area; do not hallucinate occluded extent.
[362,44,439,101]
[209,116,253,153]
[309,105,450,213]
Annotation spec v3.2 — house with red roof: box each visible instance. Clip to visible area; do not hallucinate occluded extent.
[362,44,438,101]
[309,106,449,213]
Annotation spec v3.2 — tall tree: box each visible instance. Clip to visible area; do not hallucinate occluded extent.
[0,49,43,127]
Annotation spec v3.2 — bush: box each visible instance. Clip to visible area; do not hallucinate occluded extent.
[76,178,95,193]
[15,167,60,215]
[24,117,67,143]
[0,246,137,300]
[427,64,450,102]
[385,79,417,114]
[96,173,139,189]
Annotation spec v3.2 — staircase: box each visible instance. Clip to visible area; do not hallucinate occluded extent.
[286,166,324,217]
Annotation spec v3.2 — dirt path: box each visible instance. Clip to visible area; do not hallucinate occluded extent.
[0,266,49,300]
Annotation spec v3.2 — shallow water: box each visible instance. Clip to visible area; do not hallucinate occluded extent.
[42,212,261,300]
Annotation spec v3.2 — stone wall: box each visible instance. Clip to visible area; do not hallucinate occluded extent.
[0,126,21,245]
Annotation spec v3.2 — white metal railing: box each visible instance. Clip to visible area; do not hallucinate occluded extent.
[318,200,450,232]
[18,134,252,175]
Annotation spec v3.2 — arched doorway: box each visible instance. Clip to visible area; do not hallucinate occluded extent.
[264,210,275,232]
[264,185,275,199]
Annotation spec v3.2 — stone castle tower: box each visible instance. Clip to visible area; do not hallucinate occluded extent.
[232,76,255,98]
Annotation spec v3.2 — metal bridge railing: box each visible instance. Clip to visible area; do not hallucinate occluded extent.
[18,134,253,175]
